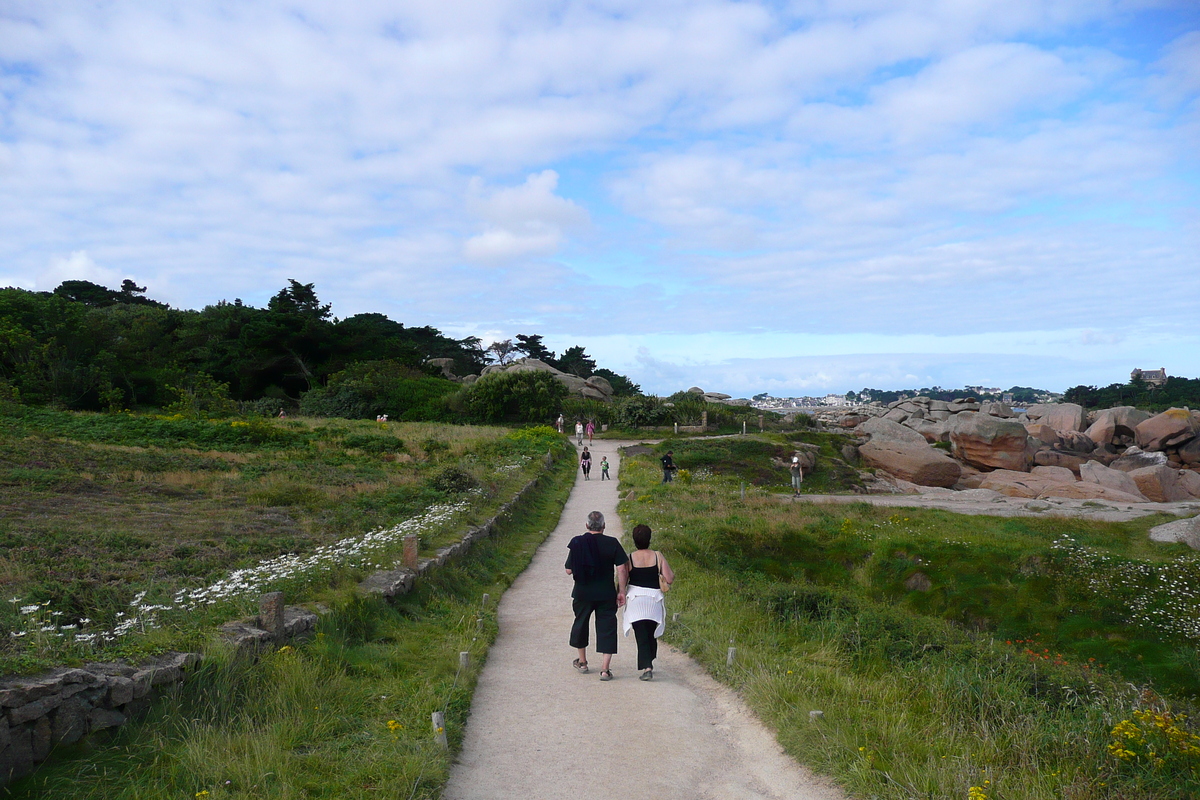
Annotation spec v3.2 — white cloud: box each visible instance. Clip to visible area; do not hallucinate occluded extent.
[35,251,120,292]
[463,171,589,261]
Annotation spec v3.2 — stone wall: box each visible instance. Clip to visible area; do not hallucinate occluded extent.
[1,453,556,785]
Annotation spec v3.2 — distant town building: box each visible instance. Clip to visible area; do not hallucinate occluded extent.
[1131,367,1167,386]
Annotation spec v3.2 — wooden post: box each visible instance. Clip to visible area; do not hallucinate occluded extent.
[402,534,420,570]
[432,711,448,748]
[671,612,680,622]
[477,617,484,632]
[742,420,746,435]
[740,483,745,500]
[758,414,764,431]
[459,651,470,671]
[726,647,736,666]
[674,422,678,434]
[481,593,490,609]
[701,410,708,431]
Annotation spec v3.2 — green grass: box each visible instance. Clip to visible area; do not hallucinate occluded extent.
[619,437,1200,800]
[3,441,577,799]
[0,408,565,673]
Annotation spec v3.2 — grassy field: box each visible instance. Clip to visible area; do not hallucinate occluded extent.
[0,406,565,674]
[619,436,1200,800]
[4,439,577,799]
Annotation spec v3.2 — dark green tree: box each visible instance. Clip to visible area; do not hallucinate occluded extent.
[514,334,556,364]
[556,345,596,378]
[591,367,641,397]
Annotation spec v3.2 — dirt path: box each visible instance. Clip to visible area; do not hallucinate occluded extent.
[444,439,846,800]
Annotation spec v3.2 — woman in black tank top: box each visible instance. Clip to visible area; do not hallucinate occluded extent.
[625,524,675,680]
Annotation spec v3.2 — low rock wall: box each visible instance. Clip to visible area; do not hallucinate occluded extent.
[1,454,555,785]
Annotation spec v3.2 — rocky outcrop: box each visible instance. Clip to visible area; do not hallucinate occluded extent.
[1178,470,1200,499]
[1025,403,1086,433]
[479,358,616,402]
[1031,465,1075,483]
[1037,483,1149,503]
[814,400,1198,507]
[1148,516,1200,550]
[1085,406,1150,446]
[861,417,927,445]
[951,414,1032,471]
[1135,408,1198,452]
[1127,465,1192,503]
[1110,448,1169,472]
[859,440,961,488]
[978,470,1060,498]
[1079,461,1150,501]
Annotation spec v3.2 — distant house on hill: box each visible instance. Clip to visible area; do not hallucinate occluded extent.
[1131,367,1167,386]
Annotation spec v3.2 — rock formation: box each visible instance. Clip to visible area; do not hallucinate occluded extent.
[809,398,1200,502]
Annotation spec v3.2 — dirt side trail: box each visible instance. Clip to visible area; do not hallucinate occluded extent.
[444,439,846,800]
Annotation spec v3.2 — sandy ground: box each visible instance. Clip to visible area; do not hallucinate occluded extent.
[443,439,846,800]
[792,488,1200,523]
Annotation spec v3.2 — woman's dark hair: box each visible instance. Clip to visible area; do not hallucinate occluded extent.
[632,524,652,550]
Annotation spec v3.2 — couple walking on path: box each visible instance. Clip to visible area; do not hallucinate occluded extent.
[565,511,674,681]
[443,438,845,800]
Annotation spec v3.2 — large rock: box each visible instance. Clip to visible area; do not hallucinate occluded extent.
[951,413,1031,471]
[1079,461,1150,500]
[910,419,951,443]
[1059,431,1096,453]
[859,441,962,488]
[1085,406,1150,446]
[1135,408,1198,451]
[1025,403,1085,433]
[1180,438,1200,466]
[1128,465,1192,503]
[1025,423,1060,446]
[1148,516,1200,550]
[981,401,1015,418]
[1038,483,1149,503]
[1031,465,1076,483]
[1110,448,1169,472]
[861,417,928,445]
[978,470,1060,498]
[1032,449,1089,474]
[585,375,614,396]
[1178,470,1200,499]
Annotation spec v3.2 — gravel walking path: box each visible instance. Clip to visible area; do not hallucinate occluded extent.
[444,439,845,800]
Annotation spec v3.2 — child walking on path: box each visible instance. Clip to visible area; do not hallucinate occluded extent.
[600,456,610,480]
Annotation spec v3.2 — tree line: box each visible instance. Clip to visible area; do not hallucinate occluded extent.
[0,279,637,421]
[1063,376,1200,412]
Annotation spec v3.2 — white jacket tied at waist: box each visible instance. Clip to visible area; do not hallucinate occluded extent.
[622,585,665,638]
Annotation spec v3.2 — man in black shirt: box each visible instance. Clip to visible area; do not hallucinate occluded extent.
[564,510,628,681]
[661,450,676,483]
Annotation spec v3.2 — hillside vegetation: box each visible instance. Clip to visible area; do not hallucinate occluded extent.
[5,449,578,800]
[0,405,567,675]
[620,436,1200,800]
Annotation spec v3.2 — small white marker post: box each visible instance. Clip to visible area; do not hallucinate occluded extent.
[726,647,737,666]
[481,593,490,609]
[459,651,470,670]
[477,617,485,632]
[432,711,448,749]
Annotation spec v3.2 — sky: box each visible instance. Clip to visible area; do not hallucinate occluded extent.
[1,1,1198,398]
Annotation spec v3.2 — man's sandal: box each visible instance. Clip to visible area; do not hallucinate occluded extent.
[599,669,613,681]
[572,658,589,673]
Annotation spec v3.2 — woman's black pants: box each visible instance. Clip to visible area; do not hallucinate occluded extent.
[631,619,657,669]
